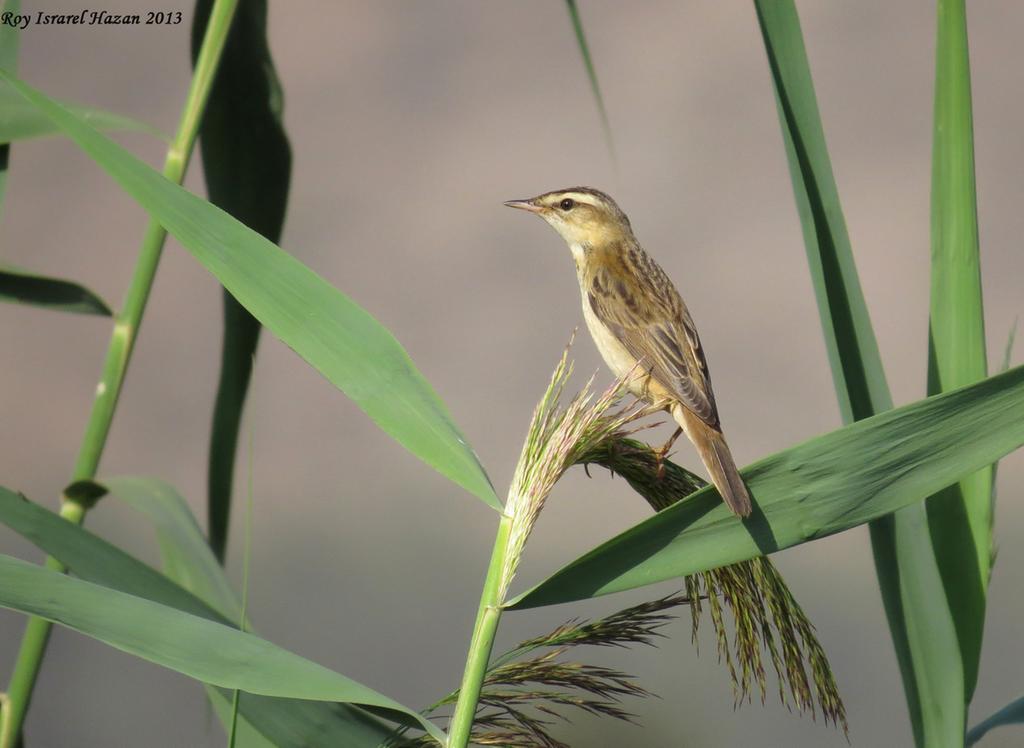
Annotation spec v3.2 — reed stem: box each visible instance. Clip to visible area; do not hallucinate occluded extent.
[0,2,241,743]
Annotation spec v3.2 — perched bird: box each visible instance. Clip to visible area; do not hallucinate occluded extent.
[505,187,752,516]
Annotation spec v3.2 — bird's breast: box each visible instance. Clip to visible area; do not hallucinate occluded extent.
[578,284,650,402]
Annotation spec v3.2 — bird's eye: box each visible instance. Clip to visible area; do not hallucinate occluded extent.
[559,198,575,211]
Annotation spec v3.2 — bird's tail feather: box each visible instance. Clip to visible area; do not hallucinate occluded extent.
[676,407,752,517]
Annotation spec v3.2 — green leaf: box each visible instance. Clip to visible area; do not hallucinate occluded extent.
[0,70,499,511]
[0,484,420,746]
[207,689,278,748]
[0,82,162,145]
[0,0,22,223]
[0,86,161,144]
[102,477,403,747]
[755,0,890,421]
[207,689,403,748]
[967,695,1024,746]
[0,139,9,226]
[1001,320,1017,374]
[508,363,1024,610]
[0,0,18,72]
[0,485,216,622]
[103,476,241,620]
[0,552,445,743]
[191,0,292,564]
[924,0,989,703]
[563,0,615,166]
[990,322,1018,514]
[754,2,962,743]
[0,263,112,315]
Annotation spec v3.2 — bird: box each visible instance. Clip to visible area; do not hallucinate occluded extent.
[504,187,752,516]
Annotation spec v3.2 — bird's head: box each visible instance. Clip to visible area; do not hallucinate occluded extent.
[504,187,632,249]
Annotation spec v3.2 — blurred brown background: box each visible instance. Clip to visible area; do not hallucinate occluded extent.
[1,2,1022,746]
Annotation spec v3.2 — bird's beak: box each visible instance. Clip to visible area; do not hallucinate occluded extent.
[503,198,544,214]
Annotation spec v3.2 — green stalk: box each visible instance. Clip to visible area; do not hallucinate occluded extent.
[0,1,240,744]
[448,514,513,748]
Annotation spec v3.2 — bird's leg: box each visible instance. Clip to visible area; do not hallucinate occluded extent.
[654,426,683,479]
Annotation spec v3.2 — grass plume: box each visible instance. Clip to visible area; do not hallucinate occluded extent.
[499,340,644,600]
[416,597,684,748]
[423,344,846,745]
[579,436,847,734]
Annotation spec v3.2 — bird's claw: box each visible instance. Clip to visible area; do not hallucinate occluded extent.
[653,426,683,481]
[654,447,671,480]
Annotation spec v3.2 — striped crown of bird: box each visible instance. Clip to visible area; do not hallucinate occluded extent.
[505,187,752,517]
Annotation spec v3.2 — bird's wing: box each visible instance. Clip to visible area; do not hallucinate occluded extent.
[587,262,720,427]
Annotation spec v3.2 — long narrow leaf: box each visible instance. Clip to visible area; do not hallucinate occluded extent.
[0,484,418,746]
[757,1,889,420]
[0,263,112,315]
[191,0,292,563]
[0,2,158,150]
[207,690,277,748]
[103,476,401,747]
[509,363,1024,609]
[0,553,445,743]
[925,0,989,703]
[1001,321,1017,373]
[105,476,240,618]
[564,0,615,166]
[0,0,20,221]
[966,695,1024,746]
[754,2,962,743]
[207,689,402,748]
[0,0,17,71]
[0,70,499,511]
[0,486,217,622]
[0,135,8,224]
[0,86,162,144]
